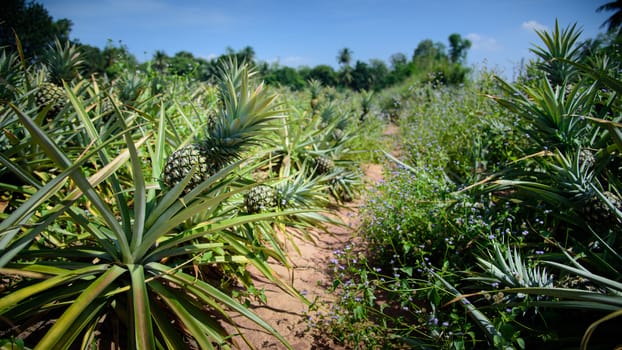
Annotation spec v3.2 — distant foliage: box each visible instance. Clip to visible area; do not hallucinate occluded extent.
[0,0,72,59]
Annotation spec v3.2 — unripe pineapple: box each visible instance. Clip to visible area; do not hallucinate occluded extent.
[244,185,279,213]
[581,191,622,226]
[99,94,123,123]
[579,149,595,169]
[331,128,345,143]
[310,97,319,111]
[35,82,67,117]
[162,60,283,193]
[313,155,334,175]
[163,143,217,192]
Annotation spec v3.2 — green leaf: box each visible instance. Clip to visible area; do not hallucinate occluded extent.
[52,297,108,350]
[542,260,622,293]
[0,264,111,313]
[150,302,189,349]
[34,265,126,350]
[499,287,622,308]
[147,280,216,349]
[581,308,622,350]
[148,262,293,349]
[128,264,155,350]
[432,271,501,345]
[8,102,133,262]
[154,102,167,179]
[126,130,148,251]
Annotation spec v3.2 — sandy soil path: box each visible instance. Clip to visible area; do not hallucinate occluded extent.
[226,123,398,349]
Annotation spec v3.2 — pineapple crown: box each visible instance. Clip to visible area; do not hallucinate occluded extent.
[0,49,22,100]
[360,90,374,110]
[308,79,323,99]
[43,38,84,85]
[206,59,284,150]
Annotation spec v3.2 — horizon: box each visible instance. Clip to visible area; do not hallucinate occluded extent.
[40,0,611,80]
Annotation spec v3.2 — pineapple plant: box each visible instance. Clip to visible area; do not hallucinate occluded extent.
[114,70,147,105]
[35,38,83,118]
[359,89,374,121]
[308,79,322,113]
[318,102,351,146]
[163,60,283,193]
[327,166,361,203]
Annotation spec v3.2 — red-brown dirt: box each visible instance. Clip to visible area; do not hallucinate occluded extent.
[224,124,398,349]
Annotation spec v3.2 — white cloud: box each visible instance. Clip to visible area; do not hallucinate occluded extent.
[465,33,500,51]
[522,20,548,32]
[267,56,309,67]
[282,56,307,66]
[197,53,218,61]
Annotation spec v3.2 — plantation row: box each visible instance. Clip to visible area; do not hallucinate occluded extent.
[0,33,384,348]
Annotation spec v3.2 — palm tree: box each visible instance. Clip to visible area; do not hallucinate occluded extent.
[337,47,352,68]
[238,45,256,63]
[448,33,472,63]
[337,47,353,88]
[152,50,168,73]
[597,0,622,36]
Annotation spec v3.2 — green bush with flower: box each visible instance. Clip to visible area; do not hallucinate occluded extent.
[313,20,622,350]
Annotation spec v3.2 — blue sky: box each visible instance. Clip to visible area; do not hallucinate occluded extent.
[40,0,610,79]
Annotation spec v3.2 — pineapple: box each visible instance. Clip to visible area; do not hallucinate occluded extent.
[243,185,279,213]
[578,148,595,169]
[331,128,345,143]
[35,38,83,118]
[99,93,122,123]
[162,60,283,193]
[581,191,622,226]
[35,82,67,117]
[313,155,334,175]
